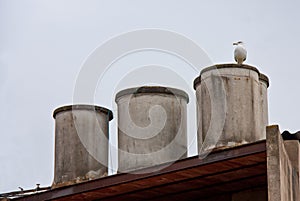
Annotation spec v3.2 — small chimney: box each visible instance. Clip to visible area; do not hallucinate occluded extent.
[115,86,189,172]
[194,64,269,152]
[52,104,113,188]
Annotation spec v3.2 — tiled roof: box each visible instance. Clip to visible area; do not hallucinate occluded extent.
[9,140,267,201]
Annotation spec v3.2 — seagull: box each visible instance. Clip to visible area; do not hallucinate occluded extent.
[233,41,247,65]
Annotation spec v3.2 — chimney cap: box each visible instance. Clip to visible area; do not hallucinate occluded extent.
[200,63,260,75]
[259,73,269,88]
[115,86,189,103]
[53,104,113,120]
[193,63,269,89]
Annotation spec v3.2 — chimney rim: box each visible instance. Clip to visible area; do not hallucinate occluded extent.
[193,63,269,89]
[53,104,113,120]
[200,64,260,75]
[115,86,189,103]
[259,73,270,88]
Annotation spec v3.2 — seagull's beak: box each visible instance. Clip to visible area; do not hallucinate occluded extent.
[233,42,237,45]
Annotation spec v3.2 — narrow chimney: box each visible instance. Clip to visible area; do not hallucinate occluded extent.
[115,86,189,172]
[194,64,269,153]
[52,104,113,188]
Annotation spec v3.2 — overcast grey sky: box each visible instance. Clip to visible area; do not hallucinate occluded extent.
[1,0,300,193]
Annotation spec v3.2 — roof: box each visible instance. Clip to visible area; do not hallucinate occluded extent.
[12,140,267,201]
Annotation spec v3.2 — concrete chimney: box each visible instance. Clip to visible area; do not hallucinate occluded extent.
[115,86,189,172]
[194,64,269,152]
[52,104,113,188]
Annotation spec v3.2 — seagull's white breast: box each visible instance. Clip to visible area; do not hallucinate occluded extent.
[234,45,247,64]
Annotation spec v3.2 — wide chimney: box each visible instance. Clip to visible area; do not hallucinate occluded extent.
[194,64,269,153]
[52,104,113,188]
[115,86,189,172]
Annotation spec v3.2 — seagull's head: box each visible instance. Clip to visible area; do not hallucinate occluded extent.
[233,41,244,46]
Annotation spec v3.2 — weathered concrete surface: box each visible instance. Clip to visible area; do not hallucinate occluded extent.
[194,64,269,152]
[115,86,189,172]
[52,105,113,188]
[259,74,269,131]
[266,125,299,201]
[283,140,300,200]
